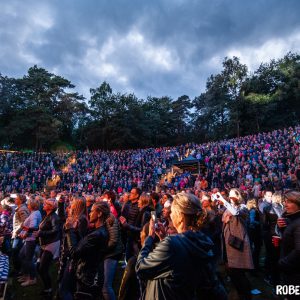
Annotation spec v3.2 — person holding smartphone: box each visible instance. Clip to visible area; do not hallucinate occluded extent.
[136,192,227,300]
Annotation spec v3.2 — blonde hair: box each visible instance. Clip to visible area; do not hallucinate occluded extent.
[66,197,88,228]
[172,192,205,230]
[139,193,150,207]
[67,197,87,225]
[246,199,257,210]
[85,195,95,203]
[272,192,283,204]
[27,197,40,211]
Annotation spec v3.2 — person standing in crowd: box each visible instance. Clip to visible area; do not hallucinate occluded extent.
[119,223,159,300]
[102,208,123,300]
[58,196,88,300]
[72,201,109,300]
[218,188,253,300]
[12,194,30,273]
[258,190,274,282]
[261,192,284,287]
[258,190,273,213]
[136,191,227,300]
[160,193,172,207]
[0,204,13,255]
[37,198,61,296]
[246,199,261,272]
[201,193,222,265]
[120,187,141,261]
[18,197,42,287]
[85,195,95,215]
[276,191,300,300]
[120,192,153,264]
[120,192,130,212]
[161,198,177,235]
[150,192,162,219]
[102,191,121,218]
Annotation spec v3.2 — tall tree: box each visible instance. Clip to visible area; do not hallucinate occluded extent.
[222,57,248,137]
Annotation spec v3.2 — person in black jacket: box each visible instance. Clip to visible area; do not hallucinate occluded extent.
[276,190,300,300]
[73,201,109,300]
[102,212,123,300]
[58,196,88,300]
[246,199,262,272]
[120,187,141,261]
[120,193,154,249]
[37,198,61,296]
[261,192,284,286]
[136,191,227,300]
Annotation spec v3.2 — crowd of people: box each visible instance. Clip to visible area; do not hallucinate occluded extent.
[1,126,300,195]
[0,125,299,300]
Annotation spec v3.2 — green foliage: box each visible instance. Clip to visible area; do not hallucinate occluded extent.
[0,66,86,150]
[0,52,299,150]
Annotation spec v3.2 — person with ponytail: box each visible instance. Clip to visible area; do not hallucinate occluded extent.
[136,191,227,300]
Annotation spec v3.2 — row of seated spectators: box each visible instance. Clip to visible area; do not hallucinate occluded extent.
[1,126,300,195]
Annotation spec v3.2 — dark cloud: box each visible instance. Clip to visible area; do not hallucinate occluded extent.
[1,0,300,100]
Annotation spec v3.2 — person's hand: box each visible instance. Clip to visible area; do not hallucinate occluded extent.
[215,192,226,203]
[149,219,156,238]
[277,218,287,228]
[155,222,167,241]
[272,235,281,247]
[19,232,27,239]
[223,214,231,224]
[65,221,74,230]
[119,216,127,226]
[106,214,115,227]
[58,194,65,203]
[88,222,95,230]
[32,230,39,238]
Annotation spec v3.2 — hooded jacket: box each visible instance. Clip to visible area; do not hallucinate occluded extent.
[136,230,226,300]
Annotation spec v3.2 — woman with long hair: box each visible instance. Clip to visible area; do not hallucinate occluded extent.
[73,201,110,299]
[136,191,227,300]
[58,196,88,300]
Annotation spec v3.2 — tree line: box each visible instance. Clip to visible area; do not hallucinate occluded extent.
[0,52,299,151]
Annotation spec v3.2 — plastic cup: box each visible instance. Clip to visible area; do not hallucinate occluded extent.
[272,235,281,247]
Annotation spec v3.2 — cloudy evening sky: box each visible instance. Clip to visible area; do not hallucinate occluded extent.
[1,0,300,100]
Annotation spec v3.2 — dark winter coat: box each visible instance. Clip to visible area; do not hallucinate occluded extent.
[38,210,61,246]
[136,230,227,300]
[278,210,300,285]
[105,215,123,259]
[73,225,108,287]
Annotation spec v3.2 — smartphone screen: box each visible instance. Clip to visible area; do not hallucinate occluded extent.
[151,211,157,223]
